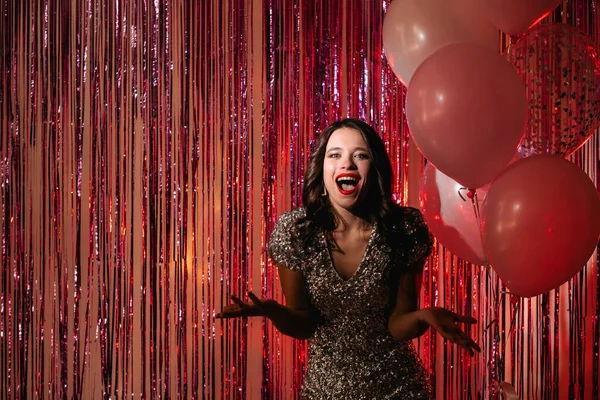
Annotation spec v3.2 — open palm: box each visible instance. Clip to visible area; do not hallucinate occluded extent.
[425,307,481,356]
[216,292,279,319]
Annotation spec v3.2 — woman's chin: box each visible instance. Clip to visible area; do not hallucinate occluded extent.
[331,195,369,214]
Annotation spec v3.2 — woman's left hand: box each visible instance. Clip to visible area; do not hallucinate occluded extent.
[421,307,481,356]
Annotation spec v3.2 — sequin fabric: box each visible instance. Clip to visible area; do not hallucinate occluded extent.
[268,207,434,399]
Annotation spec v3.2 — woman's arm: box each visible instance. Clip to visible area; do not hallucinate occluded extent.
[387,271,430,340]
[387,268,481,355]
[216,266,319,340]
[258,266,319,339]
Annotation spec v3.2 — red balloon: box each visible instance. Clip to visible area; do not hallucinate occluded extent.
[420,163,489,265]
[382,0,498,86]
[481,155,600,297]
[470,0,562,35]
[406,43,527,189]
[507,24,600,158]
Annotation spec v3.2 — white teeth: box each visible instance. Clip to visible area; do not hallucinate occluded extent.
[336,176,359,183]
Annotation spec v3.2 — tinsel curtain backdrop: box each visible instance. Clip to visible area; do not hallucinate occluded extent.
[0,0,598,398]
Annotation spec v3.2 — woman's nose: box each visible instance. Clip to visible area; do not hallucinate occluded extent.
[341,156,357,169]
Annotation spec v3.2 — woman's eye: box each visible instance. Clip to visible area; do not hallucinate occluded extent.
[355,153,369,159]
[329,153,340,158]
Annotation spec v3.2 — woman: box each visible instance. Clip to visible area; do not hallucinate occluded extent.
[216,118,480,399]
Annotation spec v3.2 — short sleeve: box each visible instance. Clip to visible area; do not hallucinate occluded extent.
[403,207,433,268]
[267,210,303,272]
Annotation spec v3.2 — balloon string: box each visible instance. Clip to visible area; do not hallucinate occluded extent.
[466,188,522,396]
[469,190,490,267]
[463,187,505,396]
[459,187,492,269]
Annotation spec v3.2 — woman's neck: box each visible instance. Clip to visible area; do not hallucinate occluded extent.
[332,206,371,232]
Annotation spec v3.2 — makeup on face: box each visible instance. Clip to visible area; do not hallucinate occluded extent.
[335,172,361,195]
[323,127,371,211]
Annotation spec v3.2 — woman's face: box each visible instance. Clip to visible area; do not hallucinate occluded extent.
[323,127,372,213]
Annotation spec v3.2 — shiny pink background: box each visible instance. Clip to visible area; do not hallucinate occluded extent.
[0,0,598,398]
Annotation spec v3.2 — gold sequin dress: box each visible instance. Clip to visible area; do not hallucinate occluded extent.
[268,207,433,399]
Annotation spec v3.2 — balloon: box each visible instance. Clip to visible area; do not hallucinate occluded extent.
[481,155,600,298]
[406,43,527,189]
[382,0,498,86]
[470,0,562,35]
[507,24,600,158]
[420,163,489,265]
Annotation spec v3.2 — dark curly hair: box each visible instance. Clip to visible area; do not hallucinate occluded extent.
[296,118,404,250]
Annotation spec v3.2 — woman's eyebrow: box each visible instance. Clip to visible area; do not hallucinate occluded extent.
[326,146,369,152]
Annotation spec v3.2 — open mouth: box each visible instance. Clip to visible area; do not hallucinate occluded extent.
[335,174,360,195]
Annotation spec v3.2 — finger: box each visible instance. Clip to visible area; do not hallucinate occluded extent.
[230,295,247,308]
[467,338,481,353]
[215,310,248,319]
[220,304,239,313]
[455,331,480,353]
[445,334,474,356]
[457,330,481,352]
[441,332,461,344]
[216,307,257,319]
[464,345,474,356]
[215,304,241,318]
[247,292,264,309]
[450,336,474,355]
[456,315,477,324]
[461,340,475,356]
[215,310,242,319]
[458,339,478,356]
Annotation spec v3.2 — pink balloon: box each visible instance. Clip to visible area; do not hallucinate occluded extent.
[482,155,600,298]
[471,0,562,35]
[406,43,527,189]
[507,24,600,158]
[382,0,499,86]
[420,163,489,265]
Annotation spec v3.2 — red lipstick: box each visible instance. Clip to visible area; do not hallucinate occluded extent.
[335,173,360,195]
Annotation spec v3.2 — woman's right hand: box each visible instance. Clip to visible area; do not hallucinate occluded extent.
[215,292,281,319]
[421,307,481,356]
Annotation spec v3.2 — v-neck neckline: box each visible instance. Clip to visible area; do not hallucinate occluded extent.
[323,223,377,282]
